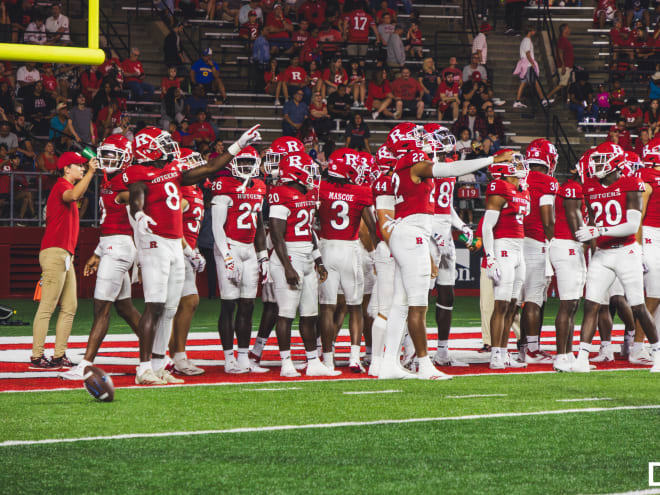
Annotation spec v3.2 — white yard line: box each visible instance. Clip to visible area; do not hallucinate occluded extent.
[343,390,402,395]
[556,398,612,402]
[588,490,660,495]
[445,394,507,399]
[2,404,659,448]
[245,387,301,392]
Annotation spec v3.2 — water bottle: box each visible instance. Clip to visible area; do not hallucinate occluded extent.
[458,233,482,250]
[81,146,96,160]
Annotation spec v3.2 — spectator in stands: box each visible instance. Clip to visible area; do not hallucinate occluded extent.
[91,80,115,119]
[375,0,396,23]
[290,19,311,56]
[368,68,394,120]
[184,84,208,118]
[45,2,70,45]
[441,56,462,85]
[622,97,643,131]
[122,48,155,102]
[190,48,227,102]
[649,71,660,101]
[547,24,574,102]
[176,0,199,20]
[23,81,55,137]
[484,106,505,151]
[96,98,121,140]
[239,0,263,25]
[405,20,423,60]
[594,0,617,29]
[17,62,40,98]
[645,98,660,136]
[341,2,380,60]
[391,66,424,120]
[634,26,655,75]
[463,53,487,84]
[417,58,440,108]
[282,88,308,136]
[281,55,311,103]
[327,83,353,121]
[3,148,35,224]
[67,92,94,146]
[307,59,323,96]
[161,66,181,99]
[610,17,633,64]
[433,71,460,121]
[455,127,473,159]
[609,119,634,150]
[41,65,58,101]
[0,120,18,154]
[190,109,216,147]
[164,22,185,72]
[345,112,370,152]
[472,22,490,68]
[36,140,59,194]
[322,57,348,99]
[222,0,242,26]
[513,27,549,109]
[253,32,272,93]
[386,24,405,72]
[569,72,599,130]
[49,102,69,149]
[347,60,366,107]
[309,90,333,140]
[264,3,293,55]
[8,0,32,43]
[459,72,489,116]
[635,126,650,155]
[377,12,395,61]
[300,26,321,65]
[626,0,651,28]
[452,104,486,142]
[24,14,46,45]
[504,0,525,36]
[265,59,283,102]
[318,21,343,63]
[0,81,14,117]
[14,113,35,163]
[239,10,261,51]
[172,119,194,147]
[609,78,626,120]
[298,119,319,156]
[153,0,174,25]
[298,0,326,28]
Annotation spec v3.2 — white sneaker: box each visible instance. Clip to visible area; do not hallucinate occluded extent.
[224,356,249,374]
[629,347,654,365]
[401,350,416,370]
[274,98,281,106]
[59,364,85,380]
[156,367,185,384]
[306,358,341,377]
[489,353,504,370]
[135,368,167,385]
[513,101,527,109]
[368,356,382,377]
[433,353,469,367]
[553,354,572,372]
[348,360,365,373]
[590,347,614,363]
[280,358,301,377]
[378,363,417,379]
[173,357,205,376]
[417,363,452,380]
[651,350,660,372]
[504,352,527,368]
[525,349,554,364]
[570,354,591,372]
[248,359,269,373]
[371,111,379,120]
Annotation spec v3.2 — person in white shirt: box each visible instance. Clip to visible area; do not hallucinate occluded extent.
[25,17,47,45]
[16,63,41,97]
[472,22,490,66]
[513,27,547,109]
[45,3,70,44]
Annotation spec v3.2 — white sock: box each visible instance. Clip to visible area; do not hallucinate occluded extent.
[173,352,187,362]
[350,345,360,363]
[383,304,407,363]
[403,332,414,356]
[237,348,249,365]
[224,349,234,362]
[528,335,539,352]
[578,342,590,361]
[436,339,449,356]
[78,359,92,371]
[624,330,634,346]
[323,352,334,365]
[491,347,500,359]
[252,337,267,357]
[151,357,165,371]
[371,316,387,359]
[633,342,644,353]
[306,350,318,362]
[138,361,152,375]
[600,340,611,350]
[280,350,291,361]
[417,355,433,372]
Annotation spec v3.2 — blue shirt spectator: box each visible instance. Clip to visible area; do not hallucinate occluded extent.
[190,48,220,86]
[184,84,208,118]
[282,89,308,137]
[650,74,660,100]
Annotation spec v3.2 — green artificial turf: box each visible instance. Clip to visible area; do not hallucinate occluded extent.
[1,373,659,494]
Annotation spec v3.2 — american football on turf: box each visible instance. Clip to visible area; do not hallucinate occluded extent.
[83,366,114,402]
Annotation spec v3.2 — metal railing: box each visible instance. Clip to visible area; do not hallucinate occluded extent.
[100,8,131,60]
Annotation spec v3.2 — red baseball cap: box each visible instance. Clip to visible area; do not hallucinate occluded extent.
[249,9,257,15]
[471,71,482,82]
[480,22,492,33]
[57,151,87,170]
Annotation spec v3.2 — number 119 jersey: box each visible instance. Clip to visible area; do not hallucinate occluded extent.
[318,179,373,240]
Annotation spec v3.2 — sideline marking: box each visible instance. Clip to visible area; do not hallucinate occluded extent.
[343,390,402,395]
[556,397,612,402]
[246,387,302,392]
[445,394,507,399]
[2,404,659,447]
[589,490,660,495]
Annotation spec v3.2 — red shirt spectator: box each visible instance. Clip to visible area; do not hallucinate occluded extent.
[96,105,122,129]
[323,66,348,86]
[239,20,260,40]
[300,34,320,64]
[172,123,195,148]
[283,63,309,86]
[161,75,181,97]
[309,68,323,91]
[366,78,392,111]
[291,22,310,48]
[433,78,460,108]
[265,7,292,40]
[41,72,57,94]
[99,56,124,84]
[376,7,396,23]
[556,35,574,68]
[441,66,462,85]
[309,101,327,120]
[319,26,343,54]
[298,0,326,28]
[80,68,101,103]
[342,9,375,43]
[391,75,423,101]
[189,116,216,143]
[610,21,632,48]
[621,106,643,126]
[121,57,144,83]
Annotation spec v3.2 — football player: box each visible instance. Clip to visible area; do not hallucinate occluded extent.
[379,123,510,380]
[573,142,660,372]
[317,148,379,372]
[211,145,269,373]
[59,134,142,380]
[124,125,261,385]
[520,138,559,364]
[549,150,589,372]
[169,148,207,376]
[422,124,473,368]
[482,150,531,369]
[268,151,338,377]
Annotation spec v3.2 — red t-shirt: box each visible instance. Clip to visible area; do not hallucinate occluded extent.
[556,36,574,68]
[342,9,375,43]
[322,67,348,85]
[441,67,462,85]
[433,81,460,107]
[41,74,57,93]
[161,76,181,97]
[172,130,194,148]
[239,21,260,40]
[189,121,216,142]
[391,77,422,101]
[298,0,326,27]
[283,65,309,85]
[621,107,643,126]
[265,12,292,40]
[318,180,373,240]
[96,106,122,128]
[41,177,79,254]
[121,59,144,82]
[291,29,310,46]
[319,29,343,52]
[376,8,396,23]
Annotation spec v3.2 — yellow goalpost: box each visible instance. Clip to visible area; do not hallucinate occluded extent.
[0,0,105,65]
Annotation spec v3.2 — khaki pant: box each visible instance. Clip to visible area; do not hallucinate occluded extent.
[479,267,520,346]
[32,247,77,359]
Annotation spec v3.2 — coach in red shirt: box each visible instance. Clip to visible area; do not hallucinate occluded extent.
[30,151,98,369]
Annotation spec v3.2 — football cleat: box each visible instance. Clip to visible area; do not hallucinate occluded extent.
[348,360,365,374]
[368,356,382,377]
[306,358,341,377]
[401,350,416,371]
[417,361,452,380]
[49,355,73,370]
[280,358,301,378]
[651,350,660,373]
[553,354,573,372]
[248,359,269,373]
[173,357,205,376]
[525,349,553,364]
[378,363,417,379]
[629,347,654,365]
[489,353,505,370]
[590,347,614,363]
[59,364,85,380]
[504,352,527,368]
[135,368,167,385]
[433,352,469,367]
[157,367,185,384]
[29,355,57,370]
[570,354,591,373]
[224,356,249,374]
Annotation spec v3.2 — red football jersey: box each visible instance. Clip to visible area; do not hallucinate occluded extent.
[268,184,318,243]
[211,176,266,244]
[372,174,394,241]
[283,66,308,85]
[318,180,372,241]
[343,10,374,42]
[181,185,204,249]
[638,167,660,228]
[392,156,435,219]
[554,179,583,241]
[486,179,530,239]
[584,175,645,249]
[122,163,184,239]
[99,173,131,236]
[523,170,559,242]
[432,178,456,216]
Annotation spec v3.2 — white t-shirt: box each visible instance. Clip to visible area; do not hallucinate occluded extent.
[472,33,487,64]
[519,37,534,61]
[24,22,47,45]
[16,66,41,85]
[45,14,70,42]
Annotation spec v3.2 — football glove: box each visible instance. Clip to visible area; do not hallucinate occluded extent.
[460,224,474,246]
[224,254,241,283]
[575,225,602,242]
[258,255,270,285]
[134,211,157,236]
[485,254,502,286]
[228,124,262,155]
[189,248,206,273]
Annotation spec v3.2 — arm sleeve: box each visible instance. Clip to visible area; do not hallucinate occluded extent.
[375,195,395,210]
[211,197,231,258]
[450,205,466,230]
[268,204,290,220]
[432,156,493,178]
[601,209,642,237]
[482,209,500,259]
[539,194,555,207]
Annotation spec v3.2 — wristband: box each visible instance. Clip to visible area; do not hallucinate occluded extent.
[94,245,102,257]
[228,142,241,156]
[312,249,321,260]
[257,250,268,260]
